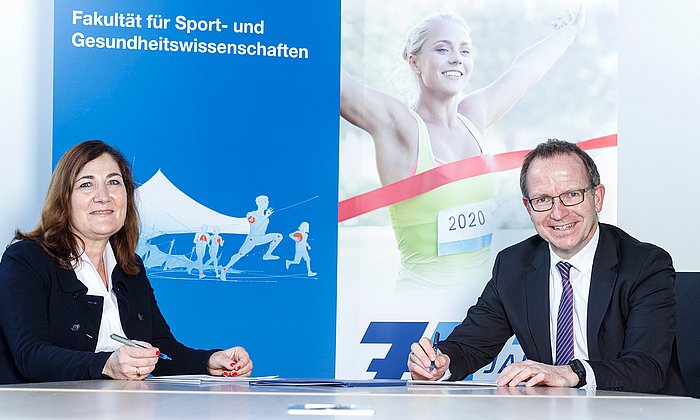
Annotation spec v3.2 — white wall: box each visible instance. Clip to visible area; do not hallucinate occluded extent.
[1,1,698,271]
[0,1,53,248]
[618,0,700,271]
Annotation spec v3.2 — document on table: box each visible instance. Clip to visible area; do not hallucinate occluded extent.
[144,374,279,385]
[250,378,407,387]
[407,379,498,387]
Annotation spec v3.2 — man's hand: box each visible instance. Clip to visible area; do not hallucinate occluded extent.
[407,337,450,380]
[496,360,579,387]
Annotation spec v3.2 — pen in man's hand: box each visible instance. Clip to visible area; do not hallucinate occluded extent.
[430,331,440,372]
[110,333,172,360]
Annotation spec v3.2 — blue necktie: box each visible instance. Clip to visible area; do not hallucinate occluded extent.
[555,261,574,365]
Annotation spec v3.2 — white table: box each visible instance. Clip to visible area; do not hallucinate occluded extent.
[0,380,697,419]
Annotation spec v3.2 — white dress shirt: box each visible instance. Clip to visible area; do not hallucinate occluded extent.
[73,242,126,353]
[548,226,600,390]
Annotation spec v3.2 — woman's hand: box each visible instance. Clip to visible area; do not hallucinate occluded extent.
[552,4,585,34]
[207,346,253,377]
[102,340,160,380]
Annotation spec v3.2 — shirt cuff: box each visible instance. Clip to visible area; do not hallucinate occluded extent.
[580,359,597,391]
[437,368,452,381]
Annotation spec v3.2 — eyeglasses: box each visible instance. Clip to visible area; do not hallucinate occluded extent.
[527,186,594,212]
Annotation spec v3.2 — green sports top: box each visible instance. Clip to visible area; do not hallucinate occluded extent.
[388,110,496,287]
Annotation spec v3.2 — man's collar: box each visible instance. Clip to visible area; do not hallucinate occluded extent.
[548,224,600,272]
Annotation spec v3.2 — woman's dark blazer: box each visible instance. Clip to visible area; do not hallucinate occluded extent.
[0,240,214,384]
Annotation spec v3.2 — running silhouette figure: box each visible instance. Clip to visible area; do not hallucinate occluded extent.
[206,226,224,278]
[189,224,209,279]
[221,195,283,280]
[285,221,316,277]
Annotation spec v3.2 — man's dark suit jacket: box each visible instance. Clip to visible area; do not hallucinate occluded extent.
[440,223,688,395]
[0,240,215,384]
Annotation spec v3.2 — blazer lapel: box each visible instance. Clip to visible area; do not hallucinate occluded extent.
[587,224,618,360]
[112,267,132,323]
[525,242,553,364]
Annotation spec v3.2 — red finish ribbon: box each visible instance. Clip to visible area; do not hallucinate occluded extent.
[338,134,617,222]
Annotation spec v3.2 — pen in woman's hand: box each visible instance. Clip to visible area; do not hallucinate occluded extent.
[110,333,172,360]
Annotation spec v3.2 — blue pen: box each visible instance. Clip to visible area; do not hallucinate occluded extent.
[110,333,172,360]
[430,331,440,372]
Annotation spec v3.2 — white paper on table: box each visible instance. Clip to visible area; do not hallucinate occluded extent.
[144,374,278,385]
[407,379,497,387]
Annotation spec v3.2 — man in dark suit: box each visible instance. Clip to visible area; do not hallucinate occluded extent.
[408,139,688,395]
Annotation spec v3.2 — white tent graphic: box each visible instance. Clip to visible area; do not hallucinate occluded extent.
[136,169,249,239]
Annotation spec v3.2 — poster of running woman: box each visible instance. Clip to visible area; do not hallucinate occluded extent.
[336,0,618,380]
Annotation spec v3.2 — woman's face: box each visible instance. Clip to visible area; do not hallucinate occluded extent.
[69,153,127,247]
[412,20,473,97]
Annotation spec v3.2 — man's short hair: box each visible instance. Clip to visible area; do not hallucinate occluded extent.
[519,139,601,198]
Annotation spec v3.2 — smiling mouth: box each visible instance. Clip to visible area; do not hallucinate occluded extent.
[552,222,576,231]
[442,70,463,79]
[90,210,114,215]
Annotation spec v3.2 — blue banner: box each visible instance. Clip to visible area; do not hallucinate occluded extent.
[53,0,340,377]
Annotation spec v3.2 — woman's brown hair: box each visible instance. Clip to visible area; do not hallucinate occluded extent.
[15,140,141,276]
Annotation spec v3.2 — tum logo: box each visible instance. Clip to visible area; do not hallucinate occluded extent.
[361,321,524,379]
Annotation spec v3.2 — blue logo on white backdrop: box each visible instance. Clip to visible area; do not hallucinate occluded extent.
[361,321,525,380]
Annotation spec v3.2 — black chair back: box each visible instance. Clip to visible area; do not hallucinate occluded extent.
[676,272,700,398]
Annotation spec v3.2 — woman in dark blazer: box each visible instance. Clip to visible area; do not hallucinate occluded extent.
[0,140,253,384]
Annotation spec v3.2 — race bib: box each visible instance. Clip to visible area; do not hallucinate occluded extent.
[437,199,493,256]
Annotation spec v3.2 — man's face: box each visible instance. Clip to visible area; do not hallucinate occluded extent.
[522,154,605,260]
